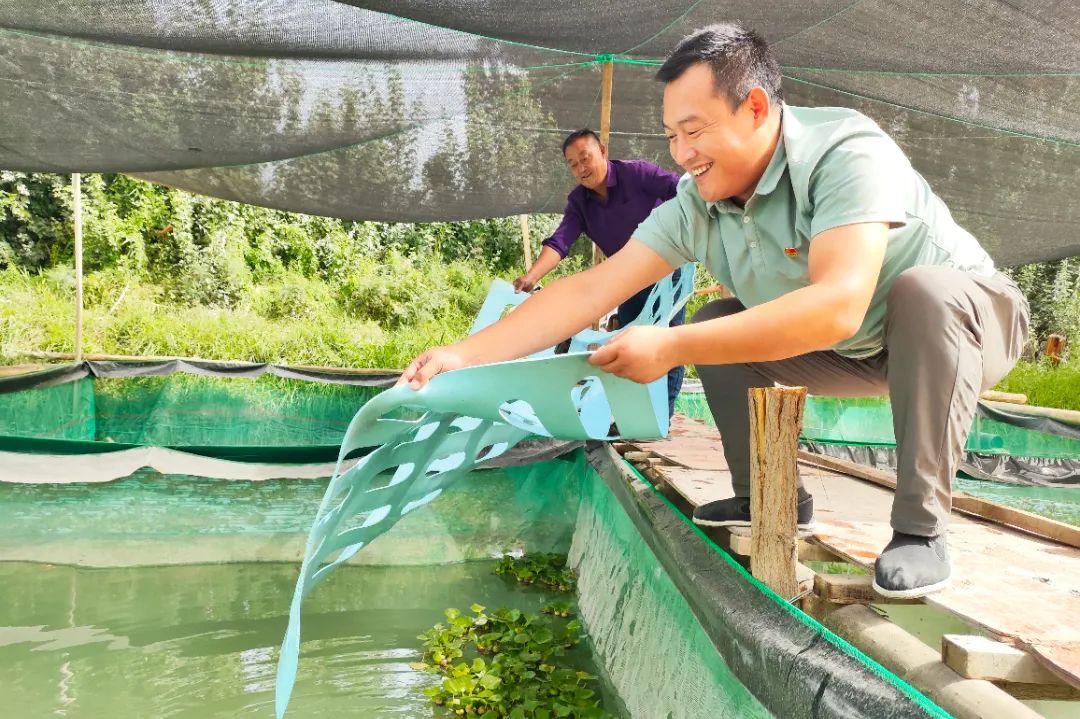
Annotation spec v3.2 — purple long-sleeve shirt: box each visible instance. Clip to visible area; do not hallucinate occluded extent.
[542,159,680,258]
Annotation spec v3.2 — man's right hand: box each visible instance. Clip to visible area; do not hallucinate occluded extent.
[512,275,537,293]
[397,345,469,390]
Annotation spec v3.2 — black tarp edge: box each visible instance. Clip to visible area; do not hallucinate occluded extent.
[0,360,400,394]
[585,443,950,719]
[801,441,1080,488]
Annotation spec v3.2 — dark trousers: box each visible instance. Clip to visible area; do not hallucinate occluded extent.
[617,268,687,418]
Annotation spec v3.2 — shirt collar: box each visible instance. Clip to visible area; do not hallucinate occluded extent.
[754,112,789,197]
[581,160,616,203]
[705,105,791,217]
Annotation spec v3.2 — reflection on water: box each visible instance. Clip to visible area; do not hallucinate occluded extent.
[0,465,583,567]
[0,560,613,718]
[953,477,1080,527]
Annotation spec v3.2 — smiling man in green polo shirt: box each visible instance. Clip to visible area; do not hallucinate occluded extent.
[400,23,1029,598]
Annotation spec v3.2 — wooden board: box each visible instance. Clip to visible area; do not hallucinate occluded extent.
[637,414,1080,689]
[814,516,1080,688]
[942,634,1077,694]
[813,573,919,606]
[631,418,727,470]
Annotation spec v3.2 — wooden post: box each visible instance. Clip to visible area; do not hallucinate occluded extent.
[73,173,83,363]
[694,284,730,298]
[749,385,807,599]
[592,60,614,270]
[519,214,532,271]
[1045,333,1065,366]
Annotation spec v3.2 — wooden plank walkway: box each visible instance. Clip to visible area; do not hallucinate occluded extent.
[626,414,1080,691]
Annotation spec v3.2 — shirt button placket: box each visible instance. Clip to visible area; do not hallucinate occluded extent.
[743,212,762,265]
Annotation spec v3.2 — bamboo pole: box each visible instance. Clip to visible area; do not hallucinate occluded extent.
[813,605,1046,719]
[982,398,1080,427]
[72,173,83,363]
[519,214,532,271]
[592,60,614,270]
[749,385,807,599]
[979,390,1027,405]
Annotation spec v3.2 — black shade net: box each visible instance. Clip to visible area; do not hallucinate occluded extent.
[2,1,1078,265]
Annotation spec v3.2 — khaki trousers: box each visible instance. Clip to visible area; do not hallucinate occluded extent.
[694,266,1029,536]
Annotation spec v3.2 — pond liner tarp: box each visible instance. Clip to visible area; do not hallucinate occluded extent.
[0,360,580,479]
[0,360,397,462]
[802,397,1080,487]
[0,359,402,393]
[677,391,1080,487]
[803,441,1080,488]
[585,444,951,719]
[8,362,1080,484]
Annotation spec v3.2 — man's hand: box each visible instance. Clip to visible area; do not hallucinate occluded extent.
[513,246,563,292]
[397,345,469,390]
[512,275,537,293]
[587,325,676,383]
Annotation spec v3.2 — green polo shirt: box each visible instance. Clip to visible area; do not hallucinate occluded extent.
[634,104,995,358]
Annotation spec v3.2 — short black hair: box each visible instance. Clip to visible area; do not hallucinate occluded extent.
[655,23,783,110]
[561,129,602,154]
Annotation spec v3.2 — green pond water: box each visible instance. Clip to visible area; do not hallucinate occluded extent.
[0,457,772,719]
[0,463,624,718]
[0,560,622,718]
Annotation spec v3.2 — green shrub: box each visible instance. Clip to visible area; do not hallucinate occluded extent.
[336,251,488,330]
[252,274,334,321]
[1005,259,1080,356]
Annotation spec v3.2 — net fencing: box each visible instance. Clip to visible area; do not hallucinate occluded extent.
[677,391,1080,489]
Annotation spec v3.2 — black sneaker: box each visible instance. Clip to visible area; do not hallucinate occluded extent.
[872,532,951,599]
[692,490,815,530]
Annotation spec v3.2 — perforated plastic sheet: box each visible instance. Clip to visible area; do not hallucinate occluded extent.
[274,353,669,715]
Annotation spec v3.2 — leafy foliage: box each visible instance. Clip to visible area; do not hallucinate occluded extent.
[494,553,577,593]
[994,358,1080,410]
[0,171,565,279]
[1004,259,1080,356]
[540,601,575,618]
[0,170,583,367]
[415,603,609,719]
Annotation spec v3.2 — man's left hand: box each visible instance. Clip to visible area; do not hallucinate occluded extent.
[587,325,676,383]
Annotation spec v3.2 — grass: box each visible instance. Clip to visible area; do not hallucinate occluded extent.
[3,265,1077,412]
[0,265,476,370]
[993,357,1080,410]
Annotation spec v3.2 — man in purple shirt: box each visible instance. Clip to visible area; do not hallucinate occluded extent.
[512,129,686,415]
